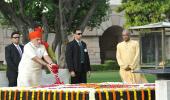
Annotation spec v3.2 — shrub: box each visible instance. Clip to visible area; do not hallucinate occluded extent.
[91,60,119,71]
[0,64,7,71]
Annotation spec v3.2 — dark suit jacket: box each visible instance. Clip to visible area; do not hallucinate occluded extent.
[66,39,91,72]
[5,43,24,78]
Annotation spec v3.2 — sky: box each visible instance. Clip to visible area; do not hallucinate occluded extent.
[109,0,121,5]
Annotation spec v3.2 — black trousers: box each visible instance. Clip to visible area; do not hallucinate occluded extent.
[71,63,87,84]
[7,76,17,87]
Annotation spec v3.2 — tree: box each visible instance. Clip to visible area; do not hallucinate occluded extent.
[116,0,170,27]
[0,0,109,67]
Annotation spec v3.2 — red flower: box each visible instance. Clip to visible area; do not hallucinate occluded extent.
[41,41,49,49]
[51,64,59,74]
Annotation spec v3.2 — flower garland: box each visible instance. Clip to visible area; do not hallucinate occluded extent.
[32,90,35,100]
[26,90,29,100]
[119,89,123,100]
[97,90,102,100]
[8,90,11,100]
[14,90,18,100]
[0,89,1,100]
[53,91,57,100]
[37,90,40,100]
[4,90,7,100]
[65,91,68,100]
[141,89,145,100]
[0,82,155,100]
[104,89,109,100]
[133,88,137,100]
[48,91,51,100]
[20,90,23,100]
[126,89,130,100]
[147,88,151,100]
[76,91,80,100]
[111,89,116,100]
[71,91,74,100]
[82,91,86,100]
[43,90,46,100]
[59,90,63,100]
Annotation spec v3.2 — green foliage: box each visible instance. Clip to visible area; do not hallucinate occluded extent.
[0,64,7,71]
[116,0,170,28]
[91,60,119,71]
[6,0,109,32]
[47,46,57,63]
[0,13,10,25]
[85,0,110,28]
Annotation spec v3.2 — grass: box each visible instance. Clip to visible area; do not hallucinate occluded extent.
[0,64,157,83]
[87,70,156,83]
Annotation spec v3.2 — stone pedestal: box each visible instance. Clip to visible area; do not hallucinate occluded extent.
[58,69,70,84]
[156,80,170,100]
[41,70,55,85]
[0,71,8,87]
[134,68,170,100]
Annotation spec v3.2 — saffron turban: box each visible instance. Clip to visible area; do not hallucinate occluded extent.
[34,26,43,33]
[29,31,42,40]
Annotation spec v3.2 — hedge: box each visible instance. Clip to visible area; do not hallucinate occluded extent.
[91,60,119,71]
[0,64,7,71]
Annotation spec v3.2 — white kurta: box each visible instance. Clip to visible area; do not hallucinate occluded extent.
[116,40,147,84]
[17,42,48,87]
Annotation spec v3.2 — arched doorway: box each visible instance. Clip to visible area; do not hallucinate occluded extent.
[99,25,123,63]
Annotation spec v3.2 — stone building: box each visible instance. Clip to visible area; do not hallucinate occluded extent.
[81,4,125,64]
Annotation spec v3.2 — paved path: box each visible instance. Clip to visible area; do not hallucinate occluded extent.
[0,70,56,87]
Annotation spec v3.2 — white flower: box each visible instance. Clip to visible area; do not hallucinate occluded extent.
[35,1,42,7]
[42,6,49,13]
[4,0,12,3]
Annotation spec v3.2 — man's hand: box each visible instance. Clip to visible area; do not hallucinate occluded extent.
[70,71,76,77]
[87,71,91,78]
[125,65,131,71]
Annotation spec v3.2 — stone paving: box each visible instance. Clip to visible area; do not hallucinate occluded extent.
[0,70,56,87]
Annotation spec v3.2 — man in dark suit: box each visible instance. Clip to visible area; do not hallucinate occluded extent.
[5,31,24,87]
[66,28,91,84]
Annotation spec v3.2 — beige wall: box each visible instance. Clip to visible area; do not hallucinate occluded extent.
[0,26,15,63]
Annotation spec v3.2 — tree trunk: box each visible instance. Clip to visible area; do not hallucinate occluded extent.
[55,0,69,68]
[58,42,67,68]
[19,25,29,44]
[42,14,49,42]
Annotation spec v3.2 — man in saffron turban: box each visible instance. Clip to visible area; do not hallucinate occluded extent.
[17,31,56,87]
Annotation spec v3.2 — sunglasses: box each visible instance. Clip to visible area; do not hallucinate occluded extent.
[76,33,82,35]
[12,37,20,39]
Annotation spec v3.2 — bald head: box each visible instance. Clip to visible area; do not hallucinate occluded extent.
[122,29,131,35]
[122,29,131,42]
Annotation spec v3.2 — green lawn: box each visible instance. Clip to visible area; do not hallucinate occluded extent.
[87,70,156,83]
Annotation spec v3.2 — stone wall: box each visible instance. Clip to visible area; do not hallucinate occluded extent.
[0,26,14,63]
[82,36,101,64]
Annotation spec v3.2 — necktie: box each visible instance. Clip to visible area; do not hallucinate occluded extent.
[16,45,22,57]
[78,42,85,63]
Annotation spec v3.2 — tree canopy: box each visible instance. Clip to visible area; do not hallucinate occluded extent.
[0,0,109,36]
[0,0,110,66]
[116,0,170,27]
